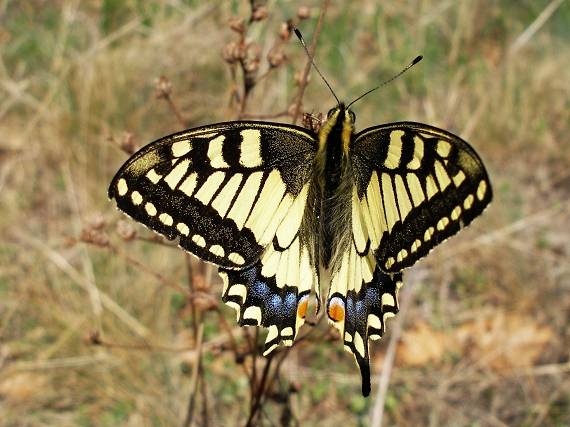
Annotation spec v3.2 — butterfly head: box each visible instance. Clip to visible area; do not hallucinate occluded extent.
[319,103,356,154]
[326,103,356,124]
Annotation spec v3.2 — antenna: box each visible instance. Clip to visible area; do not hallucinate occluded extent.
[294,28,340,105]
[347,55,423,108]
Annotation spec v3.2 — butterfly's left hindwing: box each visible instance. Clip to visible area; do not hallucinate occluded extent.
[350,122,492,273]
[219,231,319,355]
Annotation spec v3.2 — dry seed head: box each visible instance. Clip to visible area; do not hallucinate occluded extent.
[245,41,261,60]
[116,220,137,241]
[243,41,261,74]
[154,75,172,99]
[302,112,323,132]
[243,58,260,74]
[267,47,287,68]
[297,6,310,20]
[80,228,109,247]
[194,295,218,312]
[279,21,293,41]
[251,5,268,22]
[87,330,102,345]
[88,214,106,230]
[120,132,137,155]
[229,17,246,34]
[222,41,245,64]
[193,274,210,292]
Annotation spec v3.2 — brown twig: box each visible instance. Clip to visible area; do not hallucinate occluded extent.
[291,0,331,124]
[245,354,274,427]
[87,331,194,353]
[183,323,205,427]
[200,372,210,427]
[185,254,199,337]
[250,328,260,410]
[155,75,188,128]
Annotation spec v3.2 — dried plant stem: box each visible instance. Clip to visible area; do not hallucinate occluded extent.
[245,354,274,427]
[200,374,210,427]
[509,0,565,56]
[165,95,187,128]
[250,328,260,408]
[157,84,188,128]
[185,254,199,337]
[183,323,205,427]
[291,0,331,124]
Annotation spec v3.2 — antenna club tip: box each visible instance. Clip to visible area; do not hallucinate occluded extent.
[294,28,302,38]
[413,55,423,64]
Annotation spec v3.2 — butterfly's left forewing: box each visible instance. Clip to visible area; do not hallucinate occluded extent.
[109,122,320,349]
[350,122,492,273]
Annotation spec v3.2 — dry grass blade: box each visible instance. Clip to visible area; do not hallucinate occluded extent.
[509,0,566,55]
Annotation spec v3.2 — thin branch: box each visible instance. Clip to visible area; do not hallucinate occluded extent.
[245,354,274,427]
[165,95,187,128]
[183,323,205,427]
[185,254,199,337]
[291,0,331,124]
[155,76,188,128]
[200,371,210,427]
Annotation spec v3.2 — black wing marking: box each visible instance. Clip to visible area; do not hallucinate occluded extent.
[350,122,492,273]
[109,122,318,269]
[219,232,319,353]
[326,242,402,397]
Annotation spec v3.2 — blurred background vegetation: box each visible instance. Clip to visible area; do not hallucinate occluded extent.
[1,0,569,426]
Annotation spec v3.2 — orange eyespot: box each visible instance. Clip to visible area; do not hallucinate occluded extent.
[297,295,309,318]
[327,297,345,322]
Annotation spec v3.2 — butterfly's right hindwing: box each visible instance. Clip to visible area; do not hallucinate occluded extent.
[109,122,318,269]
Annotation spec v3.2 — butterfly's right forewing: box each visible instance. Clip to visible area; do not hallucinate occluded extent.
[350,122,492,273]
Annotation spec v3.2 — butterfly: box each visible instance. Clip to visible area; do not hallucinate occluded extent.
[108,50,492,397]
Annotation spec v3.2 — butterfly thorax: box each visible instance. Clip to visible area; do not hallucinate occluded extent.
[318,105,356,269]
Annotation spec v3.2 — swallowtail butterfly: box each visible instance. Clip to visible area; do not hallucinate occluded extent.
[109,40,492,396]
